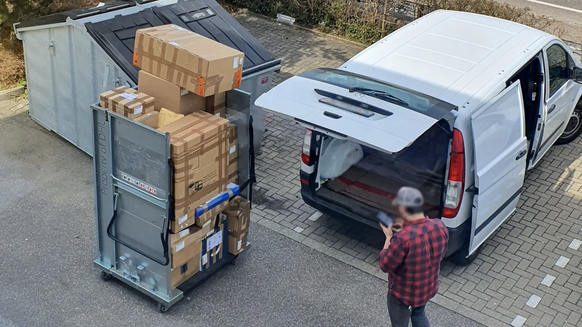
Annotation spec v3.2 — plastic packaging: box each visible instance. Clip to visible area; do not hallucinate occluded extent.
[319,139,363,179]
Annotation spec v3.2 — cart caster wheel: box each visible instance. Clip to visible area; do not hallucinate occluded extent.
[100,271,113,281]
[157,303,169,313]
[230,258,237,266]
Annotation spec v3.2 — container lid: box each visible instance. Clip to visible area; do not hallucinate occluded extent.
[86,0,280,83]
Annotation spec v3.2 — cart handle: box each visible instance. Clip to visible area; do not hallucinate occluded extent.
[107,191,170,266]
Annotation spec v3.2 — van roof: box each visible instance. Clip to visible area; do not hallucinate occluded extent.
[341,10,553,109]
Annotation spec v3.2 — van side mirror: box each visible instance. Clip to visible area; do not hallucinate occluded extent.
[575,67,582,83]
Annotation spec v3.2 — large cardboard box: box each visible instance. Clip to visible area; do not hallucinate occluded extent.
[206,93,226,118]
[171,254,200,289]
[134,25,244,97]
[222,196,250,238]
[171,228,203,269]
[138,70,206,115]
[157,111,229,221]
[227,124,238,184]
[200,220,228,272]
[228,230,248,255]
[100,86,155,119]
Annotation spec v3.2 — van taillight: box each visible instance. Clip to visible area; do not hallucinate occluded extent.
[301,129,313,166]
[443,129,465,218]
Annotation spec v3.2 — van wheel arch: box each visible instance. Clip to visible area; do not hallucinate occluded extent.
[556,98,582,145]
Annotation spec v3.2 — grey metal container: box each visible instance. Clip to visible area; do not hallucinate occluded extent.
[15,0,280,155]
[92,88,253,311]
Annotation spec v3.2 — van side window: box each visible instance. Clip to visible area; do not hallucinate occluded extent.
[546,44,570,97]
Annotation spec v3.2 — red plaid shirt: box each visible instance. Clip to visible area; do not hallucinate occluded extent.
[379,217,449,308]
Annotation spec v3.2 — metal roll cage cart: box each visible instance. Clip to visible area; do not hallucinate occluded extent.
[92,89,255,312]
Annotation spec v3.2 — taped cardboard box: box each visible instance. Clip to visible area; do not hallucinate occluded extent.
[171,254,200,289]
[227,124,238,184]
[157,111,229,220]
[223,196,250,237]
[206,92,226,118]
[200,220,228,272]
[138,70,206,115]
[100,86,155,119]
[133,111,159,128]
[171,228,203,269]
[228,230,247,255]
[134,24,244,97]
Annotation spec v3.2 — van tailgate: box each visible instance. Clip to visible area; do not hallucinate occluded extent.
[255,75,450,153]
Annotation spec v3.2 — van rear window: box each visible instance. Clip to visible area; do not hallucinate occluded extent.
[301,68,457,119]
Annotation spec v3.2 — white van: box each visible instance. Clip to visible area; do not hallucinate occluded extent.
[255,10,582,265]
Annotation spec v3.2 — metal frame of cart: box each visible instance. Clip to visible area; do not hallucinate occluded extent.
[91,89,254,312]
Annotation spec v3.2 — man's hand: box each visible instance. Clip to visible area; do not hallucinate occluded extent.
[380,222,393,250]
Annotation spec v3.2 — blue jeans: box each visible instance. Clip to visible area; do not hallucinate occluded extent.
[387,292,430,327]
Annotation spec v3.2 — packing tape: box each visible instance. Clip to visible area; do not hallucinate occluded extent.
[173,174,227,211]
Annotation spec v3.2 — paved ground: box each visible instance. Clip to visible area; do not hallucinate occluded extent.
[0,102,482,326]
[235,13,582,327]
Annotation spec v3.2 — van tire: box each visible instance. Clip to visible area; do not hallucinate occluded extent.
[449,240,481,266]
[556,103,582,145]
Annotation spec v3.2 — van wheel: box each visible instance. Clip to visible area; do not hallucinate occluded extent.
[449,240,481,266]
[556,104,582,145]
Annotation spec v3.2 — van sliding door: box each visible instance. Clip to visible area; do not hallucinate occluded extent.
[469,81,527,254]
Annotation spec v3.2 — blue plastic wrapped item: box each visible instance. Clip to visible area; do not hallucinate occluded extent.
[194,183,240,218]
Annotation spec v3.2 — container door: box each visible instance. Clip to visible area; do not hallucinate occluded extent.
[225,89,253,201]
[93,106,176,299]
[469,82,528,253]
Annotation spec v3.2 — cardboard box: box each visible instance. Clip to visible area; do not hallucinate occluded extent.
[100,86,155,119]
[200,220,228,272]
[222,196,250,237]
[206,93,226,118]
[133,111,159,128]
[138,70,206,115]
[171,228,203,269]
[171,254,200,289]
[228,230,248,255]
[227,124,238,184]
[134,25,244,97]
[157,111,229,220]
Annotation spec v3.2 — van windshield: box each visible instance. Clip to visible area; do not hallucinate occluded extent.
[301,68,456,119]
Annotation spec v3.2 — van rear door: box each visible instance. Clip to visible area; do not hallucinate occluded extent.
[254,69,456,153]
[469,81,528,253]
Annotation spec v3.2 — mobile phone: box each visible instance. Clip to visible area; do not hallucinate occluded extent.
[377,211,393,227]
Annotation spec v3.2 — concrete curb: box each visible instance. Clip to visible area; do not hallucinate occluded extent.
[251,213,504,327]
[0,86,25,101]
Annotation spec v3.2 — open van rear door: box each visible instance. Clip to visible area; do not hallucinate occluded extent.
[469,81,528,253]
[254,74,454,153]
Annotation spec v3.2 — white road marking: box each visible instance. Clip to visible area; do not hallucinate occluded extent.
[308,212,323,222]
[569,239,582,250]
[293,226,305,233]
[526,294,542,308]
[512,315,527,327]
[556,256,570,268]
[526,0,582,14]
[541,274,556,287]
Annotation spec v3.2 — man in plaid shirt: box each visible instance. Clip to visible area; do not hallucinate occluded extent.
[379,187,449,327]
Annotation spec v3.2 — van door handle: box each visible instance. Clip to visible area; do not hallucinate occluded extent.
[516,150,527,160]
[548,104,556,114]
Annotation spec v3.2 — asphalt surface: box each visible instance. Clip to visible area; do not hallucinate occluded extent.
[498,0,582,34]
[0,111,483,327]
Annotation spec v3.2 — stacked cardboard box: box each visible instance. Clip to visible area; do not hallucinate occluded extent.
[134,24,243,98]
[201,218,228,272]
[99,86,155,119]
[222,196,250,255]
[157,111,230,232]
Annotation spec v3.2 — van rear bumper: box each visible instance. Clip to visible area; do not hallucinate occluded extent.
[300,171,470,257]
